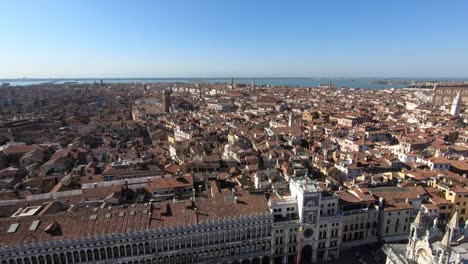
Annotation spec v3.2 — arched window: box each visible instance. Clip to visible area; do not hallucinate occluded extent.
[94,249,100,260]
[106,247,112,259]
[145,242,150,252]
[174,238,179,249]
[73,251,79,262]
[59,253,66,264]
[120,245,126,257]
[52,254,59,264]
[126,245,132,256]
[170,239,175,250]
[139,243,144,255]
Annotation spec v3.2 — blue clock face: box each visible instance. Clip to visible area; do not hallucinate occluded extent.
[304,228,313,238]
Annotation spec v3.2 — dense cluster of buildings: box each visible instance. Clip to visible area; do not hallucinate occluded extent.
[0,81,466,263]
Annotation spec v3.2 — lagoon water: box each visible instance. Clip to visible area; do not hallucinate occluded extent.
[2,77,468,89]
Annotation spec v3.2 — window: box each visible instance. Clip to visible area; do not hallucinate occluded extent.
[7,223,19,233]
[29,220,41,231]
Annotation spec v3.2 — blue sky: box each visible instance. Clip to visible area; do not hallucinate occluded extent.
[1,0,468,78]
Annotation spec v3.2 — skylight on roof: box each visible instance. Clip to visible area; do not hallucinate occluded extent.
[29,220,41,231]
[89,214,98,220]
[7,223,19,233]
[105,213,111,219]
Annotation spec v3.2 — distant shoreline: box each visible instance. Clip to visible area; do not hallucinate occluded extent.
[3,77,468,81]
[2,77,468,89]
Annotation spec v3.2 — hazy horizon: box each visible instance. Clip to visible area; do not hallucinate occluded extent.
[3,76,468,81]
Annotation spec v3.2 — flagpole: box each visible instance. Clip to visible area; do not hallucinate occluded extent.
[297,226,303,264]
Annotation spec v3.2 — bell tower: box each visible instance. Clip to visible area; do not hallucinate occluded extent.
[450,91,462,115]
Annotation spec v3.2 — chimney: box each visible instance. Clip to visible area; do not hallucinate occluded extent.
[210,183,214,198]
[124,179,129,190]
[148,177,153,193]
[378,197,385,208]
